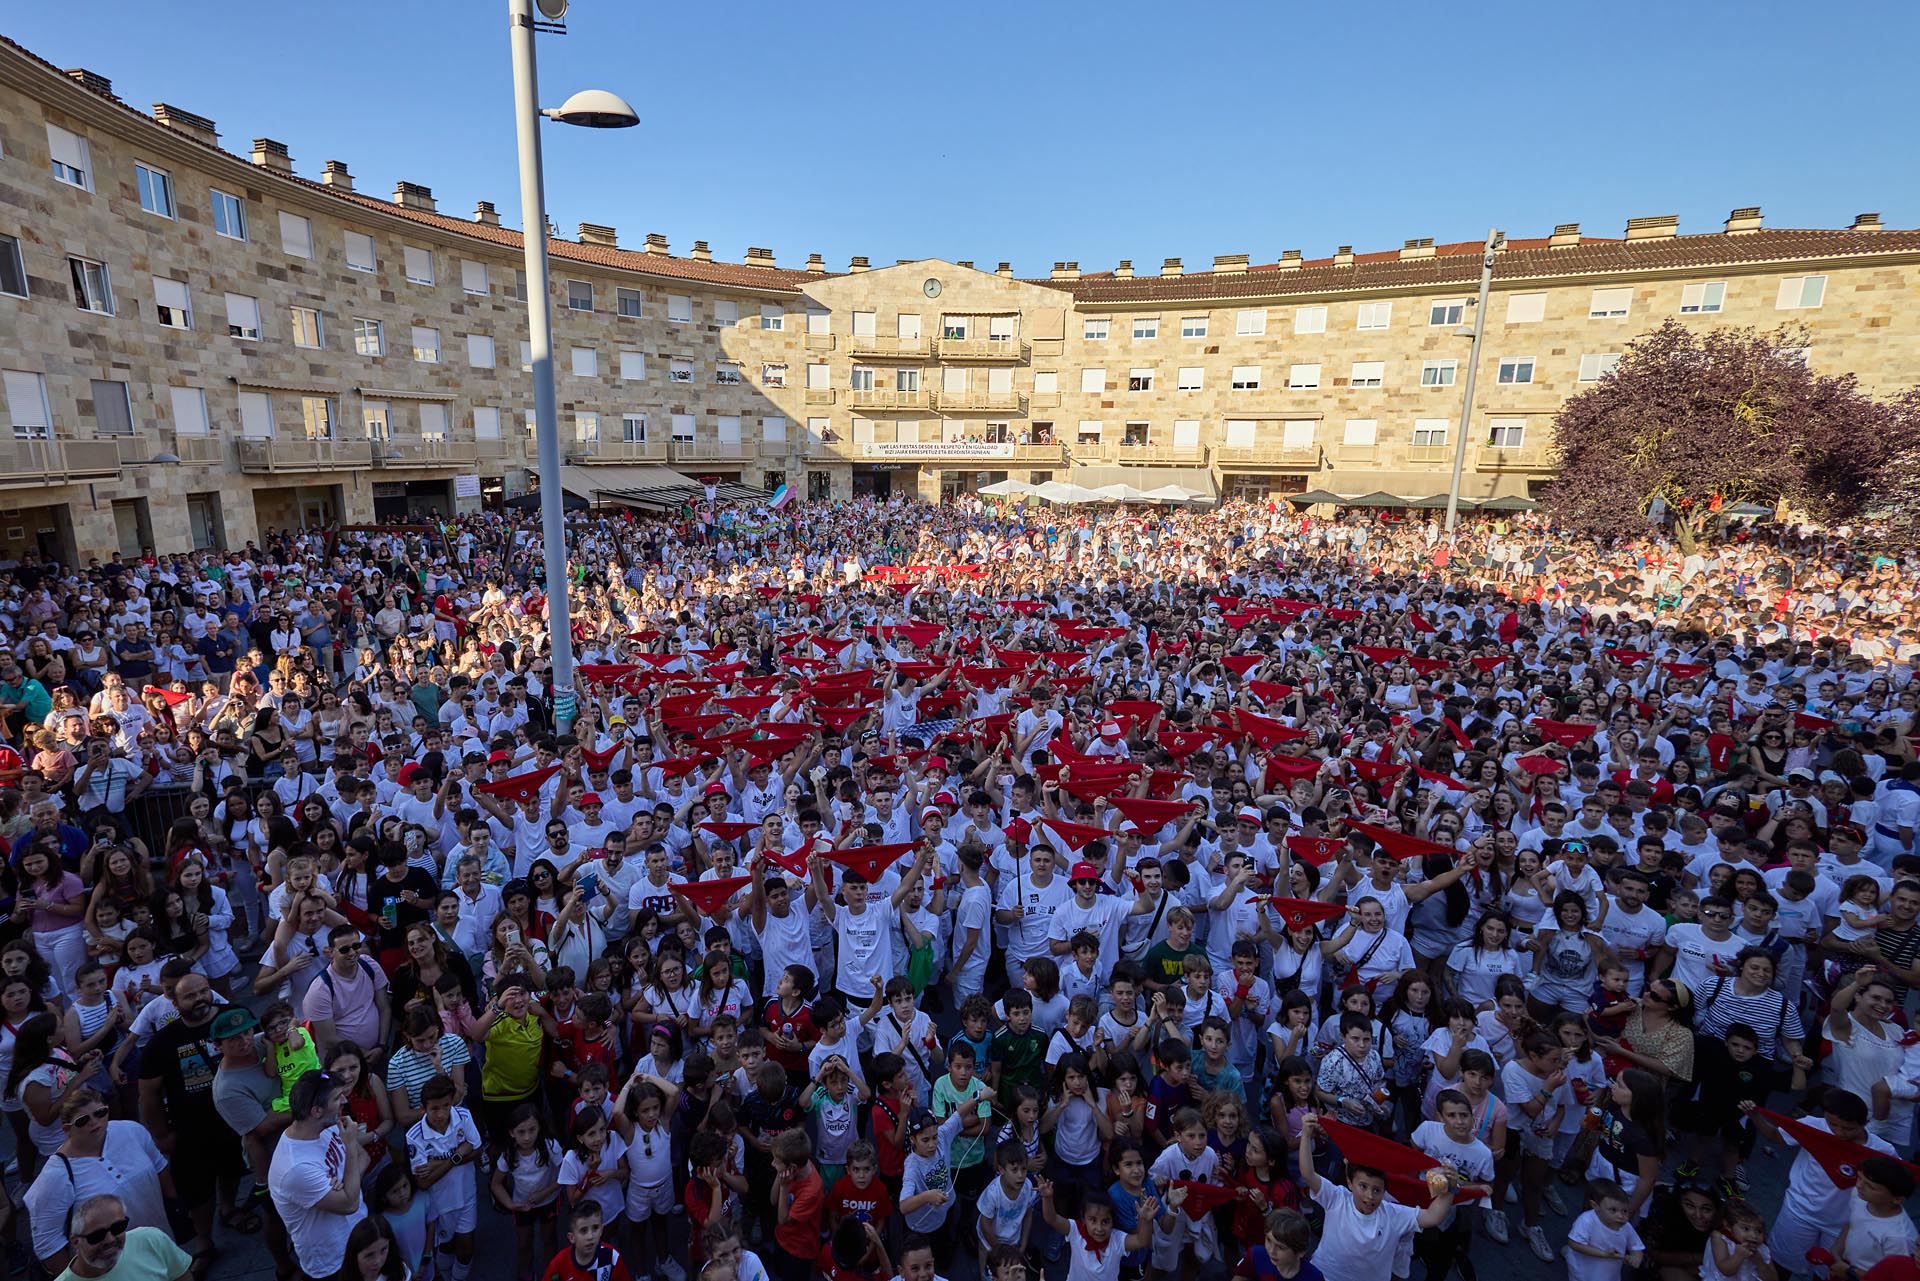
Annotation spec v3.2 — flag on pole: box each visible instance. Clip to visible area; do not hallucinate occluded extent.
[769,484,793,509]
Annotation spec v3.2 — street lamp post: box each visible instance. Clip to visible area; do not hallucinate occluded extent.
[506,0,636,733]
[1444,228,1502,534]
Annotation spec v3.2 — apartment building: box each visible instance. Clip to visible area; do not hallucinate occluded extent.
[3,36,1919,561]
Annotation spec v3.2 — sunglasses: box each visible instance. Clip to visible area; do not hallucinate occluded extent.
[73,1107,109,1126]
[333,941,365,954]
[78,1218,129,1246]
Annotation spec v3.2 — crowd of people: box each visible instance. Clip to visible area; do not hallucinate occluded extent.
[0,492,1915,1281]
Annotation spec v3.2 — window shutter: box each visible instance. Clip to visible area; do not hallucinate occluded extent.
[1224,419,1256,448]
[4,372,49,432]
[238,392,274,438]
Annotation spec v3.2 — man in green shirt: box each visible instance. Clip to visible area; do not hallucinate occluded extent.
[57,1194,191,1281]
[1140,906,1200,992]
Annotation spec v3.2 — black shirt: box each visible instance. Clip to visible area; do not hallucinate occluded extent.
[368,868,439,952]
[139,1012,233,1138]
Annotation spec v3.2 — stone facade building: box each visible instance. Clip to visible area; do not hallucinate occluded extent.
[3,37,1919,560]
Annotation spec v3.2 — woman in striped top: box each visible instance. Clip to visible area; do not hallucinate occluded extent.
[1690,946,1810,1089]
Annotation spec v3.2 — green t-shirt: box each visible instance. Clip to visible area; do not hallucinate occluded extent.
[991,1028,1046,1109]
[482,1012,545,1099]
[931,1073,993,1168]
[1142,940,1198,989]
[57,1226,192,1281]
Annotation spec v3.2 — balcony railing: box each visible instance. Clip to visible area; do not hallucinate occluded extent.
[804,389,836,406]
[1475,443,1555,471]
[1073,442,1208,466]
[807,439,1066,465]
[669,440,755,464]
[846,388,931,412]
[1407,444,1454,466]
[373,438,478,468]
[935,335,1027,361]
[933,390,1025,414]
[0,435,122,487]
[1335,444,1380,465]
[172,435,228,466]
[846,335,931,360]
[474,436,514,464]
[566,438,669,464]
[1212,444,1323,469]
[236,437,375,473]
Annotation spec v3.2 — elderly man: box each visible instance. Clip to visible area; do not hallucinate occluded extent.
[54,1194,190,1281]
[24,1090,172,1275]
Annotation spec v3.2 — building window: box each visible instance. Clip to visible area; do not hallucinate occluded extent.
[851,311,876,338]
[70,257,113,314]
[760,306,784,331]
[1680,281,1725,314]
[619,350,645,381]
[1506,293,1546,323]
[570,346,597,378]
[671,413,695,444]
[1356,301,1391,330]
[238,391,275,439]
[411,326,441,363]
[1420,359,1457,387]
[849,367,875,391]
[279,212,314,260]
[622,413,648,443]
[210,189,247,240]
[1412,419,1449,448]
[289,305,324,349]
[473,406,501,439]
[1776,275,1826,310]
[1282,419,1315,450]
[1350,361,1385,389]
[1294,306,1327,335]
[361,401,390,440]
[568,280,593,311]
[518,341,532,371]
[419,403,449,441]
[1132,316,1159,339]
[1127,368,1155,392]
[346,232,377,273]
[1288,363,1320,390]
[0,236,26,298]
[1578,353,1621,382]
[1230,365,1261,391]
[298,396,335,441]
[763,363,787,389]
[46,124,91,190]
[715,301,740,327]
[669,359,693,384]
[668,295,692,323]
[352,317,384,357]
[152,277,192,329]
[170,386,209,436]
[1080,368,1106,394]
[90,379,133,435]
[1083,317,1109,340]
[941,315,969,340]
[1032,371,1058,395]
[1589,287,1631,318]
[762,416,788,444]
[1181,316,1209,339]
[1487,418,1526,449]
[135,162,173,218]
[403,245,434,285]
[1176,367,1203,392]
[987,315,1017,341]
[225,293,262,340]
[461,260,489,295]
[806,363,829,390]
[467,334,495,368]
[1495,357,1535,385]
[1429,299,1465,326]
[1235,309,1267,336]
[512,271,527,302]
[617,287,643,317]
[716,362,743,386]
[1343,419,1378,447]
[895,369,920,393]
[3,371,52,438]
[573,412,600,445]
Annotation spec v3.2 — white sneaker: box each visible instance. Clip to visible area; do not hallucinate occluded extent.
[1527,1225,1555,1262]
[1486,1212,1510,1246]
[1505,1182,1518,1204]
[1543,1183,1568,1216]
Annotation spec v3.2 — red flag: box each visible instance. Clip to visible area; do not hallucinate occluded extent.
[814,705,877,732]
[1754,1108,1920,1189]
[1663,661,1709,680]
[474,765,561,806]
[142,686,194,707]
[821,843,917,883]
[580,744,620,773]
[1355,646,1409,666]
[1264,754,1322,782]
[1342,819,1457,861]
[1171,1181,1237,1220]
[663,712,731,735]
[1235,709,1309,746]
[1222,653,1265,677]
[719,696,778,719]
[577,663,639,685]
[1265,896,1348,932]
[1513,754,1565,776]
[1442,717,1473,750]
[1286,835,1348,866]
[1411,766,1474,792]
[1110,797,1197,829]
[1041,818,1113,852]
[1210,595,1243,612]
[1347,756,1406,783]
[1468,655,1506,674]
[1158,730,1216,759]
[674,876,752,916]
[706,662,749,680]
[1248,680,1295,705]
[1104,700,1166,722]
[700,821,759,842]
[1319,1117,1483,1206]
[1407,656,1451,676]
[1535,719,1596,747]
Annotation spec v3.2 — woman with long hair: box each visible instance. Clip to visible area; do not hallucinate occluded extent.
[1592,1067,1668,1222]
[326,1040,393,1173]
[7,1011,88,1159]
[15,843,87,999]
[391,921,478,1019]
[174,859,238,994]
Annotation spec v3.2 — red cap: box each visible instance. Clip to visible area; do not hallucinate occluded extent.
[921,805,944,823]
[933,790,956,806]
[705,781,729,797]
[926,755,949,771]
[1098,720,1125,739]
[487,750,510,765]
[580,793,602,807]
[1069,861,1102,883]
[396,763,423,786]
[1006,817,1032,844]
[1237,808,1263,825]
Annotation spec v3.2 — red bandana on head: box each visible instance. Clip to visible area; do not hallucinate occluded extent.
[675,876,752,916]
[1342,819,1457,861]
[1265,896,1348,932]
[1041,817,1112,852]
[700,820,759,842]
[474,765,561,806]
[1286,835,1347,865]
[821,844,915,884]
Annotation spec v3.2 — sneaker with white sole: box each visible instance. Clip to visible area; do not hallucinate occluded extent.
[1527,1225,1556,1262]
[1543,1183,1568,1216]
[1486,1211,1510,1245]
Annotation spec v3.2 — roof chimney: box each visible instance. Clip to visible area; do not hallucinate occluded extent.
[1212,253,1249,275]
[1278,249,1303,271]
[1398,237,1435,261]
[152,103,217,146]
[1851,212,1884,232]
[643,233,669,255]
[1049,261,1080,280]
[1113,260,1134,280]
[805,252,825,273]
[64,69,114,99]
[393,181,436,211]
[956,260,973,270]
[848,256,870,274]
[472,200,500,227]
[318,160,354,191]
[578,222,618,248]
[1548,222,1581,249]
[1332,245,1354,267]
[995,262,1012,278]
[1723,206,1763,235]
[691,241,713,262]
[1159,257,1182,278]
[251,138,293,174]
[745,247,776,267]
[1624,214,1679,241]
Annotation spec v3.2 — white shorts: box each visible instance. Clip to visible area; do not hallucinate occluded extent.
[626,1179,675,1221]
[430,1194,477,1238]
[1516,1119,1556,1160]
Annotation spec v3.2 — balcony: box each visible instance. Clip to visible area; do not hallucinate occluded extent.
[804,389,836,406]
[1407,444,1454,466]
[0,435,122,487]
[935,335,1027,361]
[804,332,835,353]
[846,388,931,412]
[565,439,668,465]
[474,436,514,466]
[846,335,931,360]
[373,438,478,469]
[1074,442,1208,467]
[1335,444,1379,466]
[669,439,755,465]
[236,437,374,473]
[172,435,228,466]
[808,438,1067,466]
[933,390,1025,414]
[1475,443,1555,472]
[1212,444,1323,470]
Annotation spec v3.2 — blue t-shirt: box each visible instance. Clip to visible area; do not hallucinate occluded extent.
[1235,1244,1325,1281]
[1108,1179,1155,1267]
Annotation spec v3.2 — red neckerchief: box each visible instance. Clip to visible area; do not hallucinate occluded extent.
[1078,1224,1108,1262]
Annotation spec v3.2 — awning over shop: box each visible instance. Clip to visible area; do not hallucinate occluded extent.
[1066,464,1219,499]
[536,465,769,510]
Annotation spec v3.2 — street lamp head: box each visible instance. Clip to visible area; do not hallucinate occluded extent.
[547,89,638,129]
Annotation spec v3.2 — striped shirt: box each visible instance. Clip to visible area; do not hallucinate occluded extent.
[1693,981,1804,1058]
[385,1033,473,1108]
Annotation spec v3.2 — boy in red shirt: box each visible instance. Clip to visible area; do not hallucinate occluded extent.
[542,1201,632,1281]
[867,1053,912,1193]
[825,1140,895,1231]
[772,1129,825,1281]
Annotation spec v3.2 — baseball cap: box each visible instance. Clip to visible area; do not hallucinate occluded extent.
[210,1007,259,1039]
[1005,817,1032,844]
[580,793,602,807]
[705,781,729,797]
[905,1107,940,1137]
[1786,767,1816,782]
[488,750,510,765]
[396,763,423,786]
[1069,861,1101,883]
[1237,808,1262,825]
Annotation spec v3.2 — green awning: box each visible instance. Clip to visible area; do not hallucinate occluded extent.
[1407,494,1480,510]
[1345,491,1411,508]
[1286,489,1346,505]
[1476,495,1538,511]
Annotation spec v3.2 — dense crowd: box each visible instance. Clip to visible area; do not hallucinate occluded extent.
[0,493,1917,1281]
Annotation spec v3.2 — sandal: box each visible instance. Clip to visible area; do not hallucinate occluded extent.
[220,1207,263,1235]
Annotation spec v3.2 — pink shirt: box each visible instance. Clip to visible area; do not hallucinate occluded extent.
[25,872,84,933]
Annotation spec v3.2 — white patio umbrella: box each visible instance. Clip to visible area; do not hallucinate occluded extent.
[1032,480,1103,504]
[1088,482,1150,502]
[1140,483,1207,503]
[977,478,1036,496]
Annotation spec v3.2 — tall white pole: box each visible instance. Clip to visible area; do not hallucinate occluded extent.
[1445,229,1501,534]
[509,0,576,732]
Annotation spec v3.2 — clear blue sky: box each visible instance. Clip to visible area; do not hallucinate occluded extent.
[12,2,1917,274]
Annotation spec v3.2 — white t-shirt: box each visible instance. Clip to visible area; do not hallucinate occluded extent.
[1841,1196,1919,1273]
[1598,902,1668,994]
[1308,1178,1421,1281]
[996,874,1071,961]
[557,1131,629,1225]
[1662,923,1739,994]
[832,901,896,997]
[268,1125,369,1279]
[1565,1208,1646,1281]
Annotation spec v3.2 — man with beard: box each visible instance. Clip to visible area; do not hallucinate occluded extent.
[55,1194,191,1281]
[137,974,251,1268]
